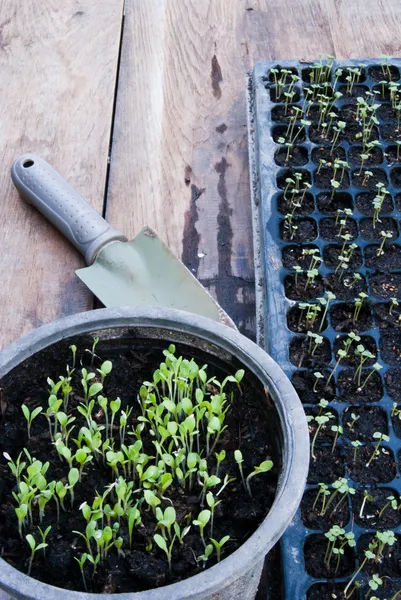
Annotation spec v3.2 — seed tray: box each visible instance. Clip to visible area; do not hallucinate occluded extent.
[247,59,401,599]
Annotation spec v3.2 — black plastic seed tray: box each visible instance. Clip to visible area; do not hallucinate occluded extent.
[248,59,401,599]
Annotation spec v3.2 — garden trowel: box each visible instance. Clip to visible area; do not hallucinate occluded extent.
[11,154,235,329]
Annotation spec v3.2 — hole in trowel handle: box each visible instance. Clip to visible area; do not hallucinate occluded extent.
[23,159,34,168]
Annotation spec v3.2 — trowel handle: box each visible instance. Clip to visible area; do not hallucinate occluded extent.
[11,154,127,265]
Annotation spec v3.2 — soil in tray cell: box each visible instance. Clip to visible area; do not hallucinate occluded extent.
[348,144,384,166]
[269,85,301,103]
[337,369,383,402]
[352,487,401,529]
[324,272,367,302]
[311,146,346,164]
[356,191,395,215]
[330,302,374,333]
[381,122,401,142]
[281,244,320,269]
[291,369,336,404]
[319,217,358,242]
[289,335,332,369]
[342,405,388,442]
[391,166,401,187]
[301,487,350,530]
[307,406,339,443]
[272,123,305,143]
[342,124,379,146]
[316,191,353,214]
[307,582,352,600]
[279,217,317,242]
[277,191,314,215]
[365,243,401,269]
[284,273,325,301]
[368,64,400,82]
[369,272,401,299]
[276,168,311,189]
[392,404,401,437]
[304,104,339,124]
[308,446,344,484]
[337,66,367,84]
[357,533,401,578]
[308,123,343,145]
[347,445,396,484]
[287,304,328,334]
[374,302,401,330]
[381,332,401,365]
[323,243,363,270]
[385,368,401,402]
[337,84,370,102]
[274,145,309,167]
[385,144,401,165]
[304,534,355,578]
[267,65,299,82]
[313,168,350,190]
[271,104,304,123]
[351,168,389,190]
[333,335,377,367]
[360,217,399,240]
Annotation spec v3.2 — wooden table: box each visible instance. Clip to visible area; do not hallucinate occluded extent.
[1,1,401,598]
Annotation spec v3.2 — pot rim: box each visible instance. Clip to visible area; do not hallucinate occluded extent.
[0,307,309,600]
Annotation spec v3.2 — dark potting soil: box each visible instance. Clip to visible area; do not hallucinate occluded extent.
[281,244,320,269]
[356,191,394,215]
[0,338,277,593]
[391,167,401,187]
[377,104,399,122]
[386,145,401,165]
[324,272,367,302]
[272,124,305,143]
[329,302,374,333]
[359,217,399,240]
[337,84,370,102]
[342,405,388,442]
[277,192,315,215]
[286,305,327,334]
[307,446,344,484]
[364,243,401,269]
[311,146,346,164]
[352,487,401,529]
[351,168,389,190]
[276,168,311,189]
[373,302,401,330]
[300,487,350,530]
[381,123,401,142]
[274,146,308,167]
[337,370,383,403]
[307,582,350,600]
[313,168,350,190]
[316,192,353,214]
[349,145,384,166]
[386,368,401,402]
[318,217,358,242]
[284,274,325,301]
[288,336,331,369]
[381,332,401,365]
[291,370,336,404]
[368,64,400,82]
[304,535,355,578]
[271,104,303,123]
[369,272,401,299]
[323,244,363,269]
[342,124,379,146]
[346,445,396,484]
[279,217,317,242]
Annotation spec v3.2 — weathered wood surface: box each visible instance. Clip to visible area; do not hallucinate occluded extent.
[0,0,124,349]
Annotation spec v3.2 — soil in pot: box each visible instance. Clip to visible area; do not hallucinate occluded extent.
[0,335,278,593]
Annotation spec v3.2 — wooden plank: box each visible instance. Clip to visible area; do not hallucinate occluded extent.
[324,0,401,57]
[0,0,124,349]
[106,0,334,339]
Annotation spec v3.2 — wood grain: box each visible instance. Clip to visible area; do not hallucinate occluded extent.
[0,0,124,348]
[106,0,334,338]
[324,0,401,57]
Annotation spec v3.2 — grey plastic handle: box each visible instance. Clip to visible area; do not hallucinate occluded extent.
[11,153,127,264]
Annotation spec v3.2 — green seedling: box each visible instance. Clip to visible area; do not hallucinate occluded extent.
[351,440,363,462]
[331,425,343,453]
[309,412,334,460]
[313,372,324,392]
[389,297,399,314]
[206,492,221,539]
[21,404,43,439]
[210,535,230,563]
[245,460,273,498]
[366,432,390,467]
[376,230,393,256]
[74,553,89,592]
[322,477,355,517]
[3,451,26,487]
[359,490,373,519]
[197,543,214,567]
[353,292,368,322]
[154,533,177,572]
[193,509,211,547]
[378,494,400,519]
[313,482,330,514]
[97,360,112,383]
[26,533,48,577]
[68,467,80,507]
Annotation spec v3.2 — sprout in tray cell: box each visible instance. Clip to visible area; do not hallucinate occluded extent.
[317,291,336,332]
[378,494,401,519]
[344,66,364,95]
[307,408,334,461]
[389,297,399,314]
[335,243,358,280]
[331,424,343,453]
[270,68,298,102]
[351,440,363,463]
[336,208,354,238]
[331,121,346,150]
[326,332,361,387]
[376,230,393,256]
[353,292,368,323]
[344,272,362,290]
[366,431,390,467]
[359,489,373,519]
[324,526,355,574]
[372,183,390,228]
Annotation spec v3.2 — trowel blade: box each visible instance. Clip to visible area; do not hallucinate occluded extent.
[76,227,234,327]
